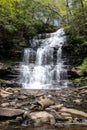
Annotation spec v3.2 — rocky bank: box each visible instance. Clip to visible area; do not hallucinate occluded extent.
[0,86,87,129]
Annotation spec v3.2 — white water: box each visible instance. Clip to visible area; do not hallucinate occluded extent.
[20,28,68,89]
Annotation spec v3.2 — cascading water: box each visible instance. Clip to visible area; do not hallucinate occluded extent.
[20,28,68,89]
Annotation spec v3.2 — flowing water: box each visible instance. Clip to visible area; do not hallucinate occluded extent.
[20,28,68,89]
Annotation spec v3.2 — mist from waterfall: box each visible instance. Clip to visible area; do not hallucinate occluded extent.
[20,28,68,89]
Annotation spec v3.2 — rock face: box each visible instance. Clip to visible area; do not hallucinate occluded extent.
[0,108,24,117]
[0,62,20,87]
[0,62,20,80]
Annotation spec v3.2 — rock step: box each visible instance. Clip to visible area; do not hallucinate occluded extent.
[0,108,25,117]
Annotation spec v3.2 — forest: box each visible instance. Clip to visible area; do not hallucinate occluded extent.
[0,0,87,130]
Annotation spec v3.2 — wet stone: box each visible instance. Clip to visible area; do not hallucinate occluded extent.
[1,103,10,107]
[29,111,55,125]
[0,108,25,117]
[18,95,28,100]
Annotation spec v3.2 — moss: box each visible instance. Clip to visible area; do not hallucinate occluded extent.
[73,76,87,86]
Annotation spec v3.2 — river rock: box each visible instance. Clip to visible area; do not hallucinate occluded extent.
[29,111,55,125]
[0,89,13,98]
[74,99,82,105]
[60,112,71,117]
[10,101,16,107]
[49,104,64,111]
[16,116,23,122]
[60,107,87,118]
[1,103,10,107]
[0,108,25,117]
[18,95,28,100]
[38,98,54,109]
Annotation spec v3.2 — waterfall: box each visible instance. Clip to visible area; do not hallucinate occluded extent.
[20,28,68,89]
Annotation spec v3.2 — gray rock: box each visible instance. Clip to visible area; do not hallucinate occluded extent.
[60,107,87,118]
[0,108,25,117]
[1,103,10,107]
[29,111,55,125]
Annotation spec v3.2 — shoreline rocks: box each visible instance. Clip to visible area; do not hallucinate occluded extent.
[0,87,87,129]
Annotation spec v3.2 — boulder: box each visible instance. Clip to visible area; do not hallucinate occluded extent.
[30,111,55,125]
[0,108,25,117]
[38,98,54,109]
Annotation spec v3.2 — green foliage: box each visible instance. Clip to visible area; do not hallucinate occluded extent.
[0,0,87,62]
[81,41,87,47]
[81,58,87,72]
[0,0,60,59]
[74,76,87,86]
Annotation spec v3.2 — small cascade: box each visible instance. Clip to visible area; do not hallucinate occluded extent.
[20,28,68,89]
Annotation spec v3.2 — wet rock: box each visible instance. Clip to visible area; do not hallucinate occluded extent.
[36,93,45,97]
[60,107,87,118]
[23,111,30,119]
[30,103,42,111]
[80,89,87,94]
[60,112,71,117]
[5,87,20,93]
[0,88,87,128]
[10,101,16,107]
[1,89,13,95]
[0,108,25,117]
[1,103,10,107]
[0,89,13,98]
[0,79,16,87]
[74,99,82,105]
[18,95,28,100]
[29,111,55,125]
[15,101,30,108]
[49,104,64,111]
[16,116,23,122]
[38,98,54,109]
[0,93,11,98]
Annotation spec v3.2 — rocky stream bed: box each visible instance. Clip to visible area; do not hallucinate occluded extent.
[0,86,87,130]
